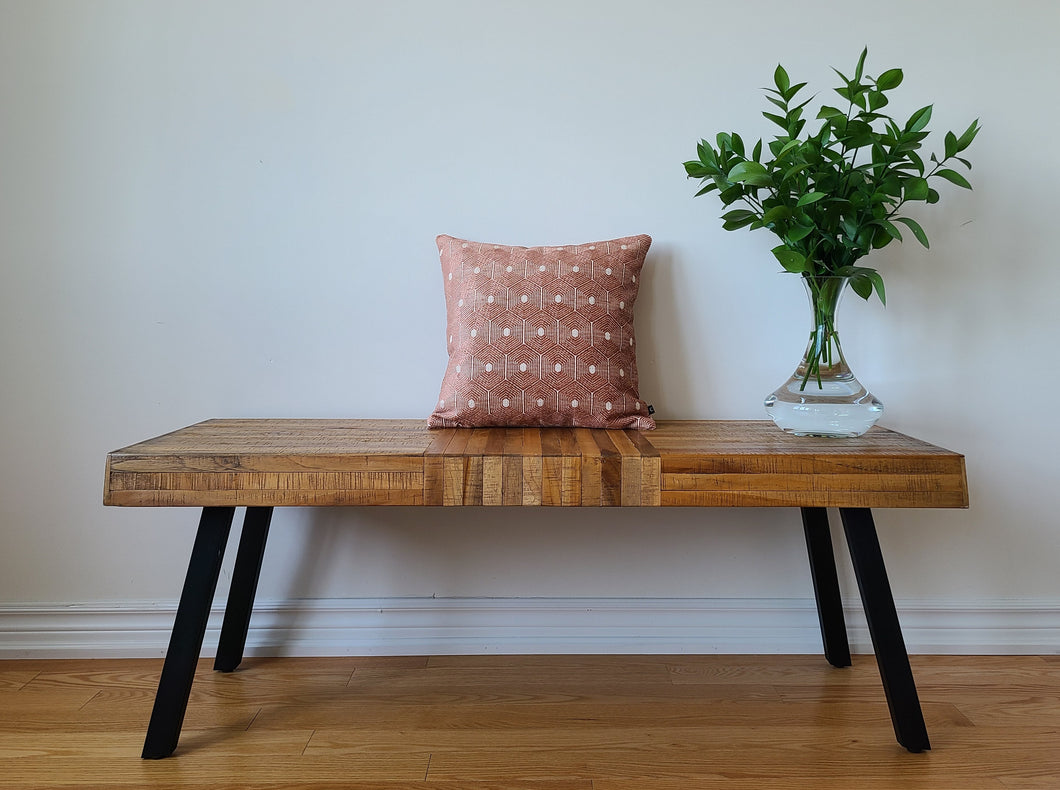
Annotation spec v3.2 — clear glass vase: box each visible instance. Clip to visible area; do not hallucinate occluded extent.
[764,276,883,437]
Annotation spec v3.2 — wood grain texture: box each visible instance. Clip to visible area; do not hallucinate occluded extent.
[1,655,1056,789]
[104,419,968,509]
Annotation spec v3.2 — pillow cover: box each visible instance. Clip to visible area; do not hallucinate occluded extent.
[429,233,655,430]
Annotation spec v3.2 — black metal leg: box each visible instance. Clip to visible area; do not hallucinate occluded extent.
[142,507,235,759]
[214,507,273,672]
[840,507,930,753]
[801,507,852,668]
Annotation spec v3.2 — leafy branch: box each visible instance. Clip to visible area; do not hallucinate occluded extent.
[684,48,979,304]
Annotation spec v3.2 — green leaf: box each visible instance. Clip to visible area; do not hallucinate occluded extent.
[693,182,719,197]
[772,245,806,273]
[944,131,958,159]
[956,119,981,152]
[817,105,845,120]
[842,268,885,304]
[766,94,788,112]
[879,175,902,197]
[728,161,772,186]
[894,216,929,248]
[871,220,902,249]
[854,47,868,83]
[760,205,792,225]
[849,273,873,300]
[684,161,710,178]
[758,206,792,224]
[752,139,763,163]
[763,111,789,128]
[774,63,790,94]
[782,162,812,182]
[866,269,886,305]
[721,209,758,231]
[722,220,755,231]
[847,119,877,146]
[867,90,889,111]
[907,105,933,133]
[872,227,895,249]
[926,188,941,204]
[718,184,744,205]
[786,224,814,243]
[876,68,903,91]
[904,177,929,201]
[797,192,827,206]
[784,81,807,102]
[935,168,972,189]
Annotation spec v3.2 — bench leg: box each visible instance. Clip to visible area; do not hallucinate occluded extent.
[840,507,930,753]
[142,506,234,759]
[214,507,273,672]
[801,507,852,668]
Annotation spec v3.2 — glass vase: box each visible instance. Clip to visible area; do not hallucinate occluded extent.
[764,275,883,437]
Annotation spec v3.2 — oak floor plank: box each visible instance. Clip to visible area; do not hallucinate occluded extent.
[254,700,780,732]
[953,696,1060,727]
[668,655,883,685]
[0,703,262,733]
[1,655,1059,789]
[426,653,700,669]
[0,669,40,691]
[349,663,675,687]
[0,728,314,759]
[596,780,1009,790]
[39,783,590,790]
[1000,779,1060,790]
[0,685,100,718]
[0,754,431,787]
[426,726,1060,781]
[301,718,983,753]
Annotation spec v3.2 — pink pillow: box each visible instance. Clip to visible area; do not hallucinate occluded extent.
[429,234,655,429]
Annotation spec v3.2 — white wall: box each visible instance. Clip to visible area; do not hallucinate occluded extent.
[2,0,1058,654]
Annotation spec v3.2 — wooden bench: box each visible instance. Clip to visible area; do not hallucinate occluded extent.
[104,419,968,758]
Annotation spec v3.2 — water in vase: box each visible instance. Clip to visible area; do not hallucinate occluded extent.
[764,276,883,438]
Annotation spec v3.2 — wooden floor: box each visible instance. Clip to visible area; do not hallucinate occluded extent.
[1,654,1058,789]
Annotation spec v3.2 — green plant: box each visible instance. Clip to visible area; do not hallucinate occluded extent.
[683,48,979,306]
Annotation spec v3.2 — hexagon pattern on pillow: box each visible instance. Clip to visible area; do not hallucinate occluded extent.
[429,234,655,429]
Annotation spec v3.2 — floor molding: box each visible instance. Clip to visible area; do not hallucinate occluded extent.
[1,597,1056,658]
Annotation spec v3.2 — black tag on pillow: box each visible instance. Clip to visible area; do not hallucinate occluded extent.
[647,405,655,415]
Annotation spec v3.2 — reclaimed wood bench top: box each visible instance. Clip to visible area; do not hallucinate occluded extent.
[103,419,968,509]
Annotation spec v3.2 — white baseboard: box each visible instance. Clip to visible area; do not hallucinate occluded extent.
[0,597,1057,659]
